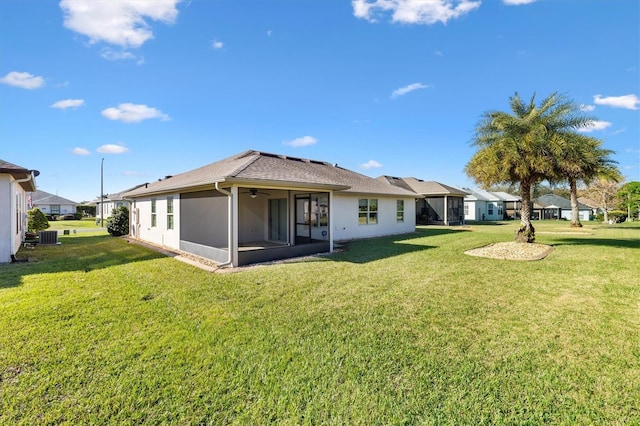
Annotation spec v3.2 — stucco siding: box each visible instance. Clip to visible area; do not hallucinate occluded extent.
[0,175,28,263]
[332,194,415,241]
[132,194,180,250]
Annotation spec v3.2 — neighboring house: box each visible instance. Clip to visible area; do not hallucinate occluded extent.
[31,190,77,219]
[123,150,417,268]
[533,194,592,221]
[578,196,601,216]
[463,189,521,221]
[379,177,467,225]
[0,160,38,263]
[96,184,147,219]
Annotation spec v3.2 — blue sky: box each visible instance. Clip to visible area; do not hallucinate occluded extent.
[1,0,638,203]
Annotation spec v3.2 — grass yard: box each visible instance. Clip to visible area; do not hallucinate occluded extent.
[1,221,638,424]
[46,217,105,231]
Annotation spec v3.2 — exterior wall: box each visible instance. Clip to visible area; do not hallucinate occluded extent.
[560,209,591,221]
[35,203,76,215]
[0,175,28,263]
[465,200,506,221]
[131,194,180,250]
[332,194,415,241]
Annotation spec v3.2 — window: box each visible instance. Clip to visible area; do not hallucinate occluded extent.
[464,204,469,216]
[498,204,504,216]
[151,199,157,227]
[396,200,404,223]
[167,196,174,230]
[51,205,60,215]
[358,199,378,225]
[488,203,494,215]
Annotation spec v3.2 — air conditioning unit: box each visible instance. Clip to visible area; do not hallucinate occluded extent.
[39,230,59,245]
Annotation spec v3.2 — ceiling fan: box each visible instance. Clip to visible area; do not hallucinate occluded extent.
[241,188,270,198]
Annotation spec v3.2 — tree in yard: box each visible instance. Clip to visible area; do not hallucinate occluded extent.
[466,92,593,243]
[580,177,622,223]
[617,181,640,221]
[27,208,50,233]
[550,132,617,227]
[106,206,129,237]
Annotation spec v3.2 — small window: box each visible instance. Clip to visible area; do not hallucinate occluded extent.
[396,200,404,223]
[358,199,378,225]
[51,205,61,215]
[498,205,504,216]
[167,196,174,230]
[488,204,494,215]
[151,199,157,227]
[464,204,469,216]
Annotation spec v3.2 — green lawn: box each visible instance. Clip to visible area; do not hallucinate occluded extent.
[46,217,105,230]
[1,222,638,424]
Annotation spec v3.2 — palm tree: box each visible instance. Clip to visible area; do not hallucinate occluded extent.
[551,132,617,227]
[466,92,593,243]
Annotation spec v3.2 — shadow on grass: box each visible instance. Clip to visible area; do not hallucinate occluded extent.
[551,237,640,249]
[330,227,468,264]
[0,234,166,290]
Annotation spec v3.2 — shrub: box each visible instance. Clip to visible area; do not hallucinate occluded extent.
[608,210,627,223]
[28,208,50,233]
[106,206,129,237]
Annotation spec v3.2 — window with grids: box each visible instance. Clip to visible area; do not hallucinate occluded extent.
[488,203,494,215]
[151,199,157,227]
[167,196,174,229]
[396,200,404,223]
[358,199,378,225]
[464,204,469,216]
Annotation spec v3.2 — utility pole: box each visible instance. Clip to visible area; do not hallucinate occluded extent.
[101,157,104,228]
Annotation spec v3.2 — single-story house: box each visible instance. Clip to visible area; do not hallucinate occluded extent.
[123,150,417,268]
[532,194,592,221]
[0,159,38,263]
[95,183,148,219]
[379,177,467,225]
[31,190,77,219]
[463,189,521,221]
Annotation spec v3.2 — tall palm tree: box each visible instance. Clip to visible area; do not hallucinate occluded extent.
[550,132,617,227]
[466,92,592,243]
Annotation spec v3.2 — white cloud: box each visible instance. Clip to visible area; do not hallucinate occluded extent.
[100,48,141,62]
[212,40,224,49]
[72,147,90,156]
[60,0,181,48]
[352,0,481,25]
[51,99,85,110]
[360,160,382,169]
[0,71,45,89]
[578,120,612,133]
[97,144,129,154]
[503,0,536,5]
[283,136,317,147]
[579,104,595,112]
[593,94,639,110]
[391,82,429,98]
[102,103,170,123]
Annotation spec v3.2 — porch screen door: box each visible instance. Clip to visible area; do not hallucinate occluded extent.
[269,198,287,242]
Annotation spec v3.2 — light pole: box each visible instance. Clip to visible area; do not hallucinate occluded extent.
[100,157,104,228]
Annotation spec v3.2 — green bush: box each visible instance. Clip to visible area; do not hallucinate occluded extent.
[608,210,627,223]
[106,206,129,237]
[28,208,50,233]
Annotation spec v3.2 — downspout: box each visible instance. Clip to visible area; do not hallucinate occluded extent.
[214,182,233,267]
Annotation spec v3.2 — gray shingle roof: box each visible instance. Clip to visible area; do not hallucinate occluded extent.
[0,159,38,191]
[534,194,589,209]
[124,151,417,198]
[380,176,468,196]
[31,190,77,205]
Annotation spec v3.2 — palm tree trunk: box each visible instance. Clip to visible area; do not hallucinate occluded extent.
[569,178,582,227]
[516,180,535,243]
